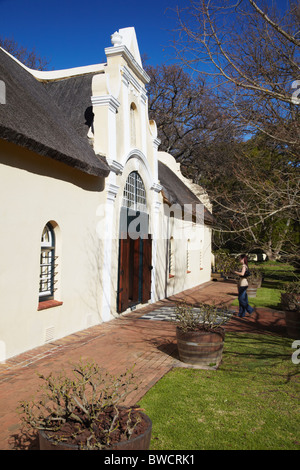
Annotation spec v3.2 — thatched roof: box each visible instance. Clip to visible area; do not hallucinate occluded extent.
[158,161,213,225]
[44,74,96,141]
[0,49,110,177]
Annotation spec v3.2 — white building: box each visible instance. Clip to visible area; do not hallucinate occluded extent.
[0,27,213,361]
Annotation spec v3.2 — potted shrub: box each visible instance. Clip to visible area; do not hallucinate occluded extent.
[174,301,232,368]
[18,360,152,450]
[281,281,300,339]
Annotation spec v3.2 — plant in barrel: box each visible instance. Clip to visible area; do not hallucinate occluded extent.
[174,302,232,367]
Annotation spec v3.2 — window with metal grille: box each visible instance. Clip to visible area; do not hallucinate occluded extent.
[122,171,147,212]
[39,223,56,300]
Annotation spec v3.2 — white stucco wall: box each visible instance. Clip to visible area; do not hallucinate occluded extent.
[0,27,212,361]
[0,141,108,360]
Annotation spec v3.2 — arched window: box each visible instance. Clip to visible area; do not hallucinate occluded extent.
[122,171,146,212]
[39,223,56,300]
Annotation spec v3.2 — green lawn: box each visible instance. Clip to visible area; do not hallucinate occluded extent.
[139,333,300,450]
[232,287,282,309]
[139,261,300,450]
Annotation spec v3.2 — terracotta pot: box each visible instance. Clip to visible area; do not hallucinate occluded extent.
[39,411,152,450]
[176,326,224,368]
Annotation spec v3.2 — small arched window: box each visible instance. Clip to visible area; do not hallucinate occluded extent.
[39,223,56,300]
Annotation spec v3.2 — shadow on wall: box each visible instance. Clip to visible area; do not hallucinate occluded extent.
[0,139,105,192]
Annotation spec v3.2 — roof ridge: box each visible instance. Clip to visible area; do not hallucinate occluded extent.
[0,47,106,82]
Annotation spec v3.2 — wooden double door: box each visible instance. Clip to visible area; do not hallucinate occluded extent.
[117,233,152,313]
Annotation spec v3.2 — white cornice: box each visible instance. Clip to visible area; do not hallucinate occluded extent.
[106,159,124,175]
[106,183,120,202]
[105,45,150,84]
[151,182,163,193]
[153,137,161,150]
[121,66,143,93]
[91,95,120,113]
[140,92,147,105]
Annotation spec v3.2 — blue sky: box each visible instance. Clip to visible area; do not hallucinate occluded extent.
[0,0,185,69]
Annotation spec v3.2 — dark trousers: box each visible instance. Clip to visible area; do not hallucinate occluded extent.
[238,286,254,317]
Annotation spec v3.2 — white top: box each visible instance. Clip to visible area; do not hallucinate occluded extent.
[238,263,248,287]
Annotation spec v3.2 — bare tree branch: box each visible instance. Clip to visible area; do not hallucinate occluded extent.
[248,0,300,47]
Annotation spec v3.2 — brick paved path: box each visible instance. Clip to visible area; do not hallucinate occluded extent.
[0,281,287,450]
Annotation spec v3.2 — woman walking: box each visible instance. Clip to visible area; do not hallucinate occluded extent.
[235,254,254,317]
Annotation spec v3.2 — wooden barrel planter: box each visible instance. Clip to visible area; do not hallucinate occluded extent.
[211,272,224,282]
[281,293,300,313]
[248,281,261,298]
[284,310,300,339]
[281,293,300,339]
[176,327,225,368]
[248,284,258,298]
[39,411,152,451]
